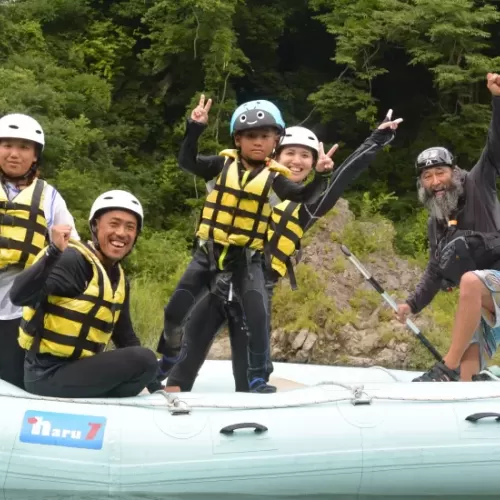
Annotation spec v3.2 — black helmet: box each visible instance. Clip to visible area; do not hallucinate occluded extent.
[415,147,454,173]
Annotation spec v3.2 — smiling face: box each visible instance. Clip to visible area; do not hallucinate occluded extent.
[94,209,138,262]
[0,138,38,178]
[234,127,280,162]
[420,166,454,196]
[418,166,463,220]
[276,145,315,183]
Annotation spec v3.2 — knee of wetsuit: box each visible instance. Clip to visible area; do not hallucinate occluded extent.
[157,326,185,358]
[131,347,158,373]
[163,289,197,326]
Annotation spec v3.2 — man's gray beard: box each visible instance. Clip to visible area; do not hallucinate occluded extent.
[418,172,463,221]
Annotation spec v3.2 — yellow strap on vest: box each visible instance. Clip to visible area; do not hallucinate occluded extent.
[266,159,291,178]
[219,149,239,159]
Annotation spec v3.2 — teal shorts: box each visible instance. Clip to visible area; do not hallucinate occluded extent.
[471,270,500,369]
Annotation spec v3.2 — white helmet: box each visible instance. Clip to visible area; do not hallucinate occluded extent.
[278,126,319,155]
[89,190,144,230]
[0,114,45,150]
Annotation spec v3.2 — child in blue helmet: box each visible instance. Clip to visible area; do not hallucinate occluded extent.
[152,94,330,393]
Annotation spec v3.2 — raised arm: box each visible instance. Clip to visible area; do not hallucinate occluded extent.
[467,74,500,186]
[300,110,403,226]
[178,94,225,181]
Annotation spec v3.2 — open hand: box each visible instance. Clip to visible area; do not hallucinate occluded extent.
[190,94,212,124]
[315,142,338,173]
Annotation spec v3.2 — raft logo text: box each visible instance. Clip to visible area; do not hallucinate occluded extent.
[19,410,107,450]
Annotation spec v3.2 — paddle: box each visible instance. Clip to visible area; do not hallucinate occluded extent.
[340,244,443,363]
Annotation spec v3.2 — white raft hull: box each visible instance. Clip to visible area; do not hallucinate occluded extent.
[2,360,500,499]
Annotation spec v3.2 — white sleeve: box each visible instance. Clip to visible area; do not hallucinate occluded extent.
[44,185,81,241]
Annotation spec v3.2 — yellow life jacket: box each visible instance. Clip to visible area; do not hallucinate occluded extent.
[18,240,126,360]
[0,179,48,270]
[196,149,291,251]
[267,200,304,288]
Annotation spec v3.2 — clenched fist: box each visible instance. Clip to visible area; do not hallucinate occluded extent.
[51,224,72,252]
[487,73,500,97]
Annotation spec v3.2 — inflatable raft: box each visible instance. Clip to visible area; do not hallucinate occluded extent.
[2,360,500,500]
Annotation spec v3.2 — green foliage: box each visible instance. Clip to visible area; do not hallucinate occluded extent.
[125,230,192,296]
[394,208,429,257]
[272,264,340,335]
[349,288,381,313]
[342,218,394,256]
[129,276,165,349]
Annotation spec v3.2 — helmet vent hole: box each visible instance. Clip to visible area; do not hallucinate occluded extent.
[8,125,19,130]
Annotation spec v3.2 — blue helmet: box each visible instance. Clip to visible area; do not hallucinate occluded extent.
[230,100,285,135]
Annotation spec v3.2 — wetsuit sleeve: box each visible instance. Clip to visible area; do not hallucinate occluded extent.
[178,119,226,181]
[405,219,441,313]
[298,128,395,227]
[272,171,330,204]
[9,246,90,307]
[111,280,141,348]
[467,96,500,187]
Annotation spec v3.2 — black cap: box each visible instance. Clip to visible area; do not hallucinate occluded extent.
[415,147,454,173]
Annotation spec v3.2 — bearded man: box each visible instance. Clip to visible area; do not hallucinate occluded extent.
[396,72,500,382]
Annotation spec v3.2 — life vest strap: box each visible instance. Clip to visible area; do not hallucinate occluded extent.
[0,236,45,259]
[68,261,108,360]
[19,180,45,267]
[209,158,231,242]
[0,200,44,218]
[0,214,47,233]
[38,327,106,355]
[43,302,116,334]
[286,260,297,290]
[236,171,278,247]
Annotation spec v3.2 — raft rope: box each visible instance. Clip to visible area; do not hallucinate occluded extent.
[3,377,500,413]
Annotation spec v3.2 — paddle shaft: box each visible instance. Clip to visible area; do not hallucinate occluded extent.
[340,244,443,362]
